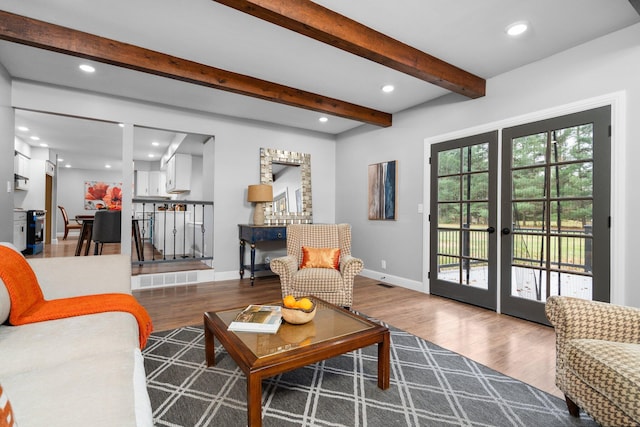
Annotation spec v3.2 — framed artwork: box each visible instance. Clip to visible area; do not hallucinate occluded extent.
[84,181,123,210]
[368,160,397,220]
[273,191,289,213]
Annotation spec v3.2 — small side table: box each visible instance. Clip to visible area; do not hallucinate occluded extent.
[238,224,287,285]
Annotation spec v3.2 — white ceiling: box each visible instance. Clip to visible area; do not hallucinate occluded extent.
[1,0,638,171]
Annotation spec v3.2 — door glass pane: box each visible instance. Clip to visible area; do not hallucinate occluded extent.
[549,235,590,272]
[438,203,460,228]
[512,232,546,268]
[463,202,489,228]
[552,125,594,162]
[438,255,460,283]
[438,229,460,256]
[463,260,489,289]
[463,143,489,172]
[512,133,547,167]
[550,163,592,198]
[512,167,546,199]
[549,271,593,299]
[467,228,488,260]
[438,149,460,175]
[512,201,546,228]
[512,266,547,301]
[464,173,489,200]
[549,200,593,233]
[438,176,460,201]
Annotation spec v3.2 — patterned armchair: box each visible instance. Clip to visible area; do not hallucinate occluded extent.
[270,224,363,308]
[545,296,640,426]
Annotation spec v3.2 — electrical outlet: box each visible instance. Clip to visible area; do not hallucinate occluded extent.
[381,260,386,269]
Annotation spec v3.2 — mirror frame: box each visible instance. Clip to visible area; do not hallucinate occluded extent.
[260,147,312,224]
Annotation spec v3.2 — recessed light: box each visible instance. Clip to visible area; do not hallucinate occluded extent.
[151,141,160,146]
[381,84,395,93]
[65,164,71,168]
[58,158,64,162]
[506,21,528,37]
[118,123,125,128]
[319,117,329,123]
[17,126,29,132]
[79,64,96,73]
[105,164,112,168]
[148,153,155,158]
[30,136,40,141]
[39,143,48,147]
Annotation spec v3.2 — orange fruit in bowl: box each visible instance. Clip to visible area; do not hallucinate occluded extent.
[283,295,297,308]
[297,297,314,311]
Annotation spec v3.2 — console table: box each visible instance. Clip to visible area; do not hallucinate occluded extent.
[238,224,287,285]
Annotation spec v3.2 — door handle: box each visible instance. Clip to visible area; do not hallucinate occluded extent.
[486,227,496,233]
[502,228,511,235]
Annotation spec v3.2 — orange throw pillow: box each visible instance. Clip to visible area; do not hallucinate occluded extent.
[300,247,340,270]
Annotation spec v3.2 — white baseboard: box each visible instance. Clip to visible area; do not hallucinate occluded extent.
[131,268,215,290]
[214,269,275,282]
[360,269,426,293]
[133,268,425,293]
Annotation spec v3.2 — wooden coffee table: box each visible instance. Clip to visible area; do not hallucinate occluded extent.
[204,297,390,427]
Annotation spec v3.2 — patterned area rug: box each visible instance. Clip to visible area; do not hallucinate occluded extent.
[143,320,597,427]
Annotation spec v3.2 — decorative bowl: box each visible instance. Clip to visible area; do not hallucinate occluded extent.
[281,301,317,325]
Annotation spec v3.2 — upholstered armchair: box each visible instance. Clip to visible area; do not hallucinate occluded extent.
[545,296,640,426]
[270,224,363,308]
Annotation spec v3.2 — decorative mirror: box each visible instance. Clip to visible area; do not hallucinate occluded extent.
[260,147,312,224]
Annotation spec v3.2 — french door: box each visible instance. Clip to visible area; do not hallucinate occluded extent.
[501,106,611,324]
[429,132,498,310]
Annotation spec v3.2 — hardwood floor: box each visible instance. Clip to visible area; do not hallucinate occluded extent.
[34,237,562,399]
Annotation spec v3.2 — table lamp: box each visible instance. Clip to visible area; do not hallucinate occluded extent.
[247,184,273,226]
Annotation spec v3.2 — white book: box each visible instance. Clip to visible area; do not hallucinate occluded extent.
[228,305,282,334]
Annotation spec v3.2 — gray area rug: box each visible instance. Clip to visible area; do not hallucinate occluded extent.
[143,319,598,427]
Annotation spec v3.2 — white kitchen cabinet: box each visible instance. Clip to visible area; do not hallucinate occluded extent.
[149,171,168,197]
[136,170,168,197]
[14,152,30,191]
[136,171,150,196]
[165,153,191,193]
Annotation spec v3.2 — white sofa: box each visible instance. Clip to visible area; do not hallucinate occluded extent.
[0,246,153,427]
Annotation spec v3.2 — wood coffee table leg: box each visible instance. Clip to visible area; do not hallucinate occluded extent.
[378,330,390,389]
[204,321,216,367]
[247,373,262,427]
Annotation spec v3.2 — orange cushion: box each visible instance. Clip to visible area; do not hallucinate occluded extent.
[300,247,341,270]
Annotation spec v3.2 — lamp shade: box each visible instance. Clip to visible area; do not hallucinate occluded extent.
[247,184,273,202]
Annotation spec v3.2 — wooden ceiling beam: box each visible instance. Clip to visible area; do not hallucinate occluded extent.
[213,0,486,99]
[0,11,391,127]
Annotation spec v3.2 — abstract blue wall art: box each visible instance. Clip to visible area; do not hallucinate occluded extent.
[368,160,397,220]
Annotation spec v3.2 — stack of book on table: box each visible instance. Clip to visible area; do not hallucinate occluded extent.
[228,304,282,333]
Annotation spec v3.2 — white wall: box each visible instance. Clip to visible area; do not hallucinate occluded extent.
[9,82,336,276]
[0,63,13,242]
[336,23,640,307]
